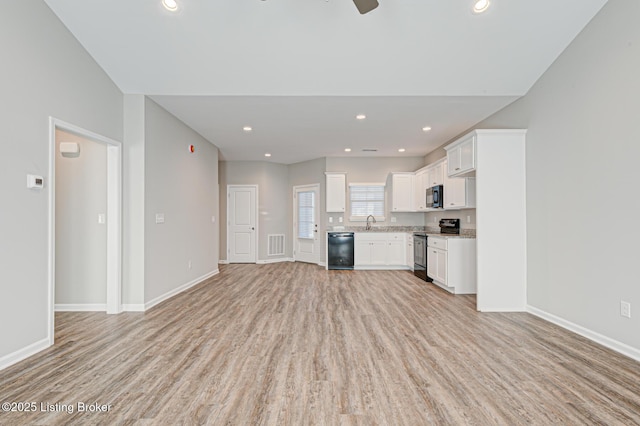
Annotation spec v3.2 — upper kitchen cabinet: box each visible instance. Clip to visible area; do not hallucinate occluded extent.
[414,169,428,211]
[446,134,476,177]
[390,172,415,212]
[444,169,476,210]
[325,172,346,213]
[425,158,445,187]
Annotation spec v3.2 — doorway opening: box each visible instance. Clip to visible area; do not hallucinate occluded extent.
[48,118,122,345]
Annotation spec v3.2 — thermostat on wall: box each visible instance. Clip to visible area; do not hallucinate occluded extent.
[27,174,44,189]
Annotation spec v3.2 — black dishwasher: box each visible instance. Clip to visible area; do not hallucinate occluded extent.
[327,232,354,270]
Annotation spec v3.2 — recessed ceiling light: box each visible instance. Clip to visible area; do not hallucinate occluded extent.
[422,126,432,132]
[473,0,490,14]
[243,126,252,132]
[264,153,271,157]
[344,148,352,152]
[356,114,366,120]
[398,148,406,153]
[162,0,178,11]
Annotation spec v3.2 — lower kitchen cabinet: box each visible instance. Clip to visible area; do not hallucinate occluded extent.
[354,233,407,270]
[427,236,476,294]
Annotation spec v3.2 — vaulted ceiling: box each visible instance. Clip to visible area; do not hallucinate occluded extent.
[44,0,608,164]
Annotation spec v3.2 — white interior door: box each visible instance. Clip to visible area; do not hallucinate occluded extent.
[293,184,320,264]
[228,185,257,263]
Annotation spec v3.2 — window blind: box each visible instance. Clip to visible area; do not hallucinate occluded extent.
[297,190,315,239]
[349,184,385,218]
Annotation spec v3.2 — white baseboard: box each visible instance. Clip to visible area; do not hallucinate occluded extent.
[354,266,411,271]
[0,338,50,371]
[527,305,640,362]
[122,304,145,312]
[55,304,106,312]
[218,259,229,264]
[257,257,294,264]
[145,269,220,311]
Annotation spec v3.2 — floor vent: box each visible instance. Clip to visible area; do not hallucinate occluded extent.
[268,234,285,256]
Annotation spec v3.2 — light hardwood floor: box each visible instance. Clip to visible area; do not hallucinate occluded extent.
[1,263,639,425]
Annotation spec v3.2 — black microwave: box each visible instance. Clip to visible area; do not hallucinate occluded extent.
[426,185,443,208]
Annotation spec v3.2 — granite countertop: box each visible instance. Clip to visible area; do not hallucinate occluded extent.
[423,232,476,239]
[327,226,476,238]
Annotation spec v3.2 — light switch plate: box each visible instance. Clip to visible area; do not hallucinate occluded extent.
[98,213,106,224]
[155,213,165,224]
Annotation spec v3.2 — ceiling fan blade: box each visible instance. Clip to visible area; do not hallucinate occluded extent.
[353,0,379,14]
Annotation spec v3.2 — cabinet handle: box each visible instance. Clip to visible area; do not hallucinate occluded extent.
[455,167,460,170]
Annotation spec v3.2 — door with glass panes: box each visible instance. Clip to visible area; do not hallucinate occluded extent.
[293,184,320,264]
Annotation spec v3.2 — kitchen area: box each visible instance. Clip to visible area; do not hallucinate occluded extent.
[325,129,527,311]
[326,133,477,294]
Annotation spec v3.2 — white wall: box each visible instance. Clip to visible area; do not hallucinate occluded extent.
[424,0,640,351]
[144,98,219,304]
[219,161,290,260]
[0,1,123,362]
[55,130,107,306]
[481,0,640,350]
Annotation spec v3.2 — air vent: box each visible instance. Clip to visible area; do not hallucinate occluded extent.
[268,234,285,256]
[362,149,378,152]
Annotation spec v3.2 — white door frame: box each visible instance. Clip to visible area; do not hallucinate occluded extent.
[292,183,320,264]
[48,117,122,343]
[226,185,259,263]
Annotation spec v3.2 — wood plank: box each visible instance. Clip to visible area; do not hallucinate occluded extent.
[1,263,639,424]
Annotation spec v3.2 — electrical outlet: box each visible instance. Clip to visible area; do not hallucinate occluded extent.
[467,215,471,223]
[621,301,631,318]
[391,216,397,223]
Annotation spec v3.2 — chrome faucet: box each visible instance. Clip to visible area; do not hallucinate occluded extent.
[366,214,376,231]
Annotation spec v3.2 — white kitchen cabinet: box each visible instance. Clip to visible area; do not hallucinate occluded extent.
[427,236,476,294]
[387,239,405,265]
[427,245,447,284]
[406,233,414,270]
[414,169,428,211]
[390,173,415,212]
[425,159,445,187]
[444,171,476,210]
[446,135,476,177]
[325,172,346,213]
[355,233,407,269]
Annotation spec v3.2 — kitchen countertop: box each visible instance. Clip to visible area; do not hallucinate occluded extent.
[422,232,476,239]
[326,226,476,238]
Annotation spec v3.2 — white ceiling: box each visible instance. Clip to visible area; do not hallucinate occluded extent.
[44,0,608,164]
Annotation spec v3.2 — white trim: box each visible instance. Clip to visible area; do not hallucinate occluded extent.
[144,269,219,310]
[257,258,295,264]
[55,304,107,312]
[527,305,640,363]
[122,304,146,312]
[318,262,326,267]
[48,117,124,351]
[0,338,50,371]
[226,185,259,264]
[218,259,230,264]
